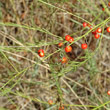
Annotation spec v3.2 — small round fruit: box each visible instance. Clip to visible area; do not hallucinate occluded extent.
[61,106,64,109]
[81,44,87,49]
[83,22,87,27]
[87,24,91,27]
[58,42,63,47]
[48,100,53,105]
[59,106,64,110]
[65,35,71,41]
[39,52,44,57]
[69,37,74,43]
[107,90,110,95]
[94,34,100,39]
[108,2,110,6]
[60,57,67,63]
[38,49,44,57]
[92,30,97,35]
[102,8,105,11]
[59,107,62,110]
[65,46,72,53]
[97,28,102,33]
[38,49,44,53]
[106,27,110,32]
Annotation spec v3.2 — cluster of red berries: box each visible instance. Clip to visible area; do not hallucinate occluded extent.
[83,22,101,39]
[38,20,110,110]
[37,35,87,63]
[58,34,88,63]
[58,35,88,63]
[37,23,110,64]
[65,35,74,43]
[83,22,110,39]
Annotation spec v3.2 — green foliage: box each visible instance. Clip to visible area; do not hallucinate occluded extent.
[0,107,7,110]
[41,0,70,3]
[0,0,110,109]
[0,2,2,20]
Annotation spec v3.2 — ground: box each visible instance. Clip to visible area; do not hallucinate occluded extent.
[0,0,110,110]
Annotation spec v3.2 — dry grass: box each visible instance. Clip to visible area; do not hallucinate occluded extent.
[0,0,110,110]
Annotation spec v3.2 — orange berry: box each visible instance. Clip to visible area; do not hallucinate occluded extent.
[61,106,64,109]
[58,42,63,47]
[87,24,91,27]
[65,35,71,41]
[94,34,100,39]
[59,107,62,110]
[60,57,67,64]
[59,106,64,110]
[81,44,87,49]
[107,90,110,95]
[69,37,74,43]
[48,100,53,105]
[65,46,72,53]
[106,27,110,32]
[97,28,102,33]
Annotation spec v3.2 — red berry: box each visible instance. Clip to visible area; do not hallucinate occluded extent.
[39,52,44,57]
[65,46,72,53]
[60,57,67,64]
[87,24,91,27]
[59,107,62,110]
[83,22,87,27]
[58,42,63,47]
[102,8,105,11]
[81,44,87,49]
[59,106,64,110]
[69,37,74,43]
[107,90,110,95]
[97,28,102,33]
[92,30,97,35]
[38,49,44,57]
[38,49,44,53]
[48,100,53,105]
[94,34,100,39]
[65,35,71,41]
[106,27,110,32]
